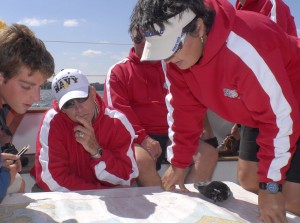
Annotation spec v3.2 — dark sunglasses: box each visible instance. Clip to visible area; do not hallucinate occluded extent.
[165,33,187,61]
[62,94,89,110]
[173,33,187,54]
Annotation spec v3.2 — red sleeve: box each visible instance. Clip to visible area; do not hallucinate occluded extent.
[104,63,148,144]
[165,65,207,168]
[93,109,138,186]
[231,43,300,183]
[275,0,298,37]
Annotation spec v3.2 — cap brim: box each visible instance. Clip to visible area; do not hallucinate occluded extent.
[141,29,182,61]
[58,86,89,109]
[141,9,196,61]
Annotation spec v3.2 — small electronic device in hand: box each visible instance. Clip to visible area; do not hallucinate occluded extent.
[17,145,30,157]
[194,181,232,203]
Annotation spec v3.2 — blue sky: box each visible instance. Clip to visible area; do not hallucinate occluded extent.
[1,0,299,83]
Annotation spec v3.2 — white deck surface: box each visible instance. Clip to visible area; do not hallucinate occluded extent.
[1,182,299,223]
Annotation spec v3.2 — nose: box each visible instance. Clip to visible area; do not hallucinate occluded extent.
[32,88,40,102]
[73,101,84,112]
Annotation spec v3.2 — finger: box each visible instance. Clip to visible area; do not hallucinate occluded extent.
[162,180,177,191]
[258,212,286,223]
[151,154,157,161]
[157,148,162,157]
[162,176,173,191]
[153,150,160,159]
[3,159,14,168]
[16,159,22,172]
[9,162,17,169]
[146,148,156,160]
[169,184,176,190]
[152,146,162,157]
[1,153,19,160]
[178,182,189,192]
[162,181,174,191]
[73,124,85,134]
[75,116,92,129]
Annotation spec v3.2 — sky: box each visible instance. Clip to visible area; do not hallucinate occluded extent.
[1,0,299,84]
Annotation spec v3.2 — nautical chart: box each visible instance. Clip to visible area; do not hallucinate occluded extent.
[0,191,245,223]
[0,202,243,223]
[1,183,299,223]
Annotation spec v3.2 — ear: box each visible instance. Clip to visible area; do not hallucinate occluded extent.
[196,18,207,38]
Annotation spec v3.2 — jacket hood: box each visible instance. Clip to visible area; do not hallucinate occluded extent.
[235,0,265,9]
[198,0,236,67]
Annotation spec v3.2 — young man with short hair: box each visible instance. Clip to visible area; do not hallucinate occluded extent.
[0,23,54,201]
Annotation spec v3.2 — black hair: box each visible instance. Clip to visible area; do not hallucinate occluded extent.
[129,1,144,44]
[130,0,215,37]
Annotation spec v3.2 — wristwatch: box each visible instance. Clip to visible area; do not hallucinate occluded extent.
[259,182,282,194]
[91,147,103,159]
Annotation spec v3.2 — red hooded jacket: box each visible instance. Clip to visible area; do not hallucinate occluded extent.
[104,47,168,144]
[235,0,297,37]
[165,0,300,183]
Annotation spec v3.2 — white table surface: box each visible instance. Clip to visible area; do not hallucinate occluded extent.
[1,181,299,223]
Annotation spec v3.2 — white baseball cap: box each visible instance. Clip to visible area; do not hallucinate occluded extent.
[141,9,196,61]
[51,69,90,109]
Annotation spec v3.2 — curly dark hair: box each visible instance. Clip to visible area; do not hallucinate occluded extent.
[130,0,215,38]
[129,2,144,44]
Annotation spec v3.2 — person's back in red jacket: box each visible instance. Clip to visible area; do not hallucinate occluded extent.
[236,0,297,36]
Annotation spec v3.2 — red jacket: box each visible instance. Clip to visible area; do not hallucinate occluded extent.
[235,0,297,37]
[34,94,138,191]
[104,47,168,144]
[165,0,300,183]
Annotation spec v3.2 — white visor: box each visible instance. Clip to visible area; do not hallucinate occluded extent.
[141,9,196,61]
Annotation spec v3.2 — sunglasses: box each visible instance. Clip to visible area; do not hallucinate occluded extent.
[173,33,187,54]
[165,33,187,62]
[62,94,89,110]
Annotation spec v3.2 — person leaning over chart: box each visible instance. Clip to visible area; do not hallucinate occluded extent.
[130,0,300,222]
[103,18,219,187]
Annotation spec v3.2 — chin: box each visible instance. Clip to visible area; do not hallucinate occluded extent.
[176,63,191,70]
[14,105,30,114]
[12,109,25,115]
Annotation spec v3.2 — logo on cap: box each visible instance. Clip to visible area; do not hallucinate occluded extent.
[144,29,164,37]
[53,75,79,93]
